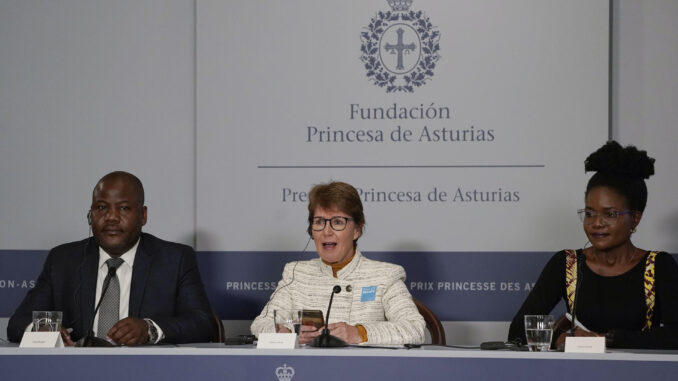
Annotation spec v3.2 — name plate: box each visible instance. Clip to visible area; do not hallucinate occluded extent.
[564,336,605,353]
[256,333,298,349]
[19,332,64,348]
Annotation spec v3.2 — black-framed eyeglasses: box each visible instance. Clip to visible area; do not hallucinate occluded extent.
[577,209,631,225]
[311,216,353,231]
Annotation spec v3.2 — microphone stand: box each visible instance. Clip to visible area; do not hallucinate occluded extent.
[310,285,348,347]
[76,266,118,347]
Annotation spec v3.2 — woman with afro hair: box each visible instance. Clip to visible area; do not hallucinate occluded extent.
[508,141,678,349]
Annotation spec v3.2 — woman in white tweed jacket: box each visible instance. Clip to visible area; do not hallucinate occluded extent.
[251,182,425,345]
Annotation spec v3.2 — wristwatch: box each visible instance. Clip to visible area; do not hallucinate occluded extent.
[144,318,159,344]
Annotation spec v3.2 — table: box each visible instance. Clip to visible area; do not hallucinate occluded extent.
[2,344,678,381]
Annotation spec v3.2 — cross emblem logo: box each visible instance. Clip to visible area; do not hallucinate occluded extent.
[360,0,441,93]
[384,27,417,70]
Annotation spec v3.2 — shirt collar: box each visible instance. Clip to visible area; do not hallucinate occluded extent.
[319,250,363,279]
[98,238,140,270]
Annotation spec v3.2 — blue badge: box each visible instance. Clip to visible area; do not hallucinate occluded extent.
[361,286,377,302]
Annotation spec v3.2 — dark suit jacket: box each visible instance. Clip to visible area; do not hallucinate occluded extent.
[7,233,215,344]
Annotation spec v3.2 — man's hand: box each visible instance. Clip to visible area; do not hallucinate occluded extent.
[107,317,149,346]
[59,327,75,346]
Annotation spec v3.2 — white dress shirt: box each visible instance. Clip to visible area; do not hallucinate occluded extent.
[92,240,137,335]
[94,239,163,343]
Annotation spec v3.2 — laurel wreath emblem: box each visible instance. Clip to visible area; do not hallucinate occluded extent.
[360,10,440,93]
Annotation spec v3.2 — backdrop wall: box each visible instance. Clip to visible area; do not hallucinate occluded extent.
[1,0,677,344]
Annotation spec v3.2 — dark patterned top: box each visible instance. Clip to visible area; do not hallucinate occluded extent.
[508,250,678,349]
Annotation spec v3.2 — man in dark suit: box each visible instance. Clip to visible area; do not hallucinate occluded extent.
[7,171,215,345]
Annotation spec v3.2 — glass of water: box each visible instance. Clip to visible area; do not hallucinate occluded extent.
[524,315,554,351]
[32,311,62,332]
[274,309,302,334]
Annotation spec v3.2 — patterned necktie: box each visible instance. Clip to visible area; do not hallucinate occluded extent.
[97,257,124,338]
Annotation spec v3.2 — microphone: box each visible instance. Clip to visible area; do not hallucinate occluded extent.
[258,236,313,320]
[310,285,348,347]
[568,252,585,336]
[76,265,118,347]
[480,340,523,350]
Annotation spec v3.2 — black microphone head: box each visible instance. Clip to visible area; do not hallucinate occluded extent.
[332,285,341,294]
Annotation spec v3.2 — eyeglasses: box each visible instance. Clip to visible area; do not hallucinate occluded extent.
[311,216,353,231]
[577,209,631,225]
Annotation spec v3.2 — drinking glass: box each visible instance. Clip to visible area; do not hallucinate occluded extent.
[32,311,62,332]
[274,309,302,334]
[524,315,554,351]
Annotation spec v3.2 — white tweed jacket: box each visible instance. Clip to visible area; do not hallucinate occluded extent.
[250,250,425,345]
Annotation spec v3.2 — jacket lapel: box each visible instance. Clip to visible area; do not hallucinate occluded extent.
[129,234,152,317]
[79,238,99,336]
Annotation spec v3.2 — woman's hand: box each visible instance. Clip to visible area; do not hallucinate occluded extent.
[573,328,602,337]
[298,325,322,344]
[326,322,362,344]
[297,322,362,345]
[554,328,602,348]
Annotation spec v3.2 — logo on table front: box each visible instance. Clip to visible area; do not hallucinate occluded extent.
[360,0,441,93]
[275,364,295,381]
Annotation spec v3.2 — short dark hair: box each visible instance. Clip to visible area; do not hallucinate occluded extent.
[585,141,655,212]
[93,171,145,206]
[307,182,365,247]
